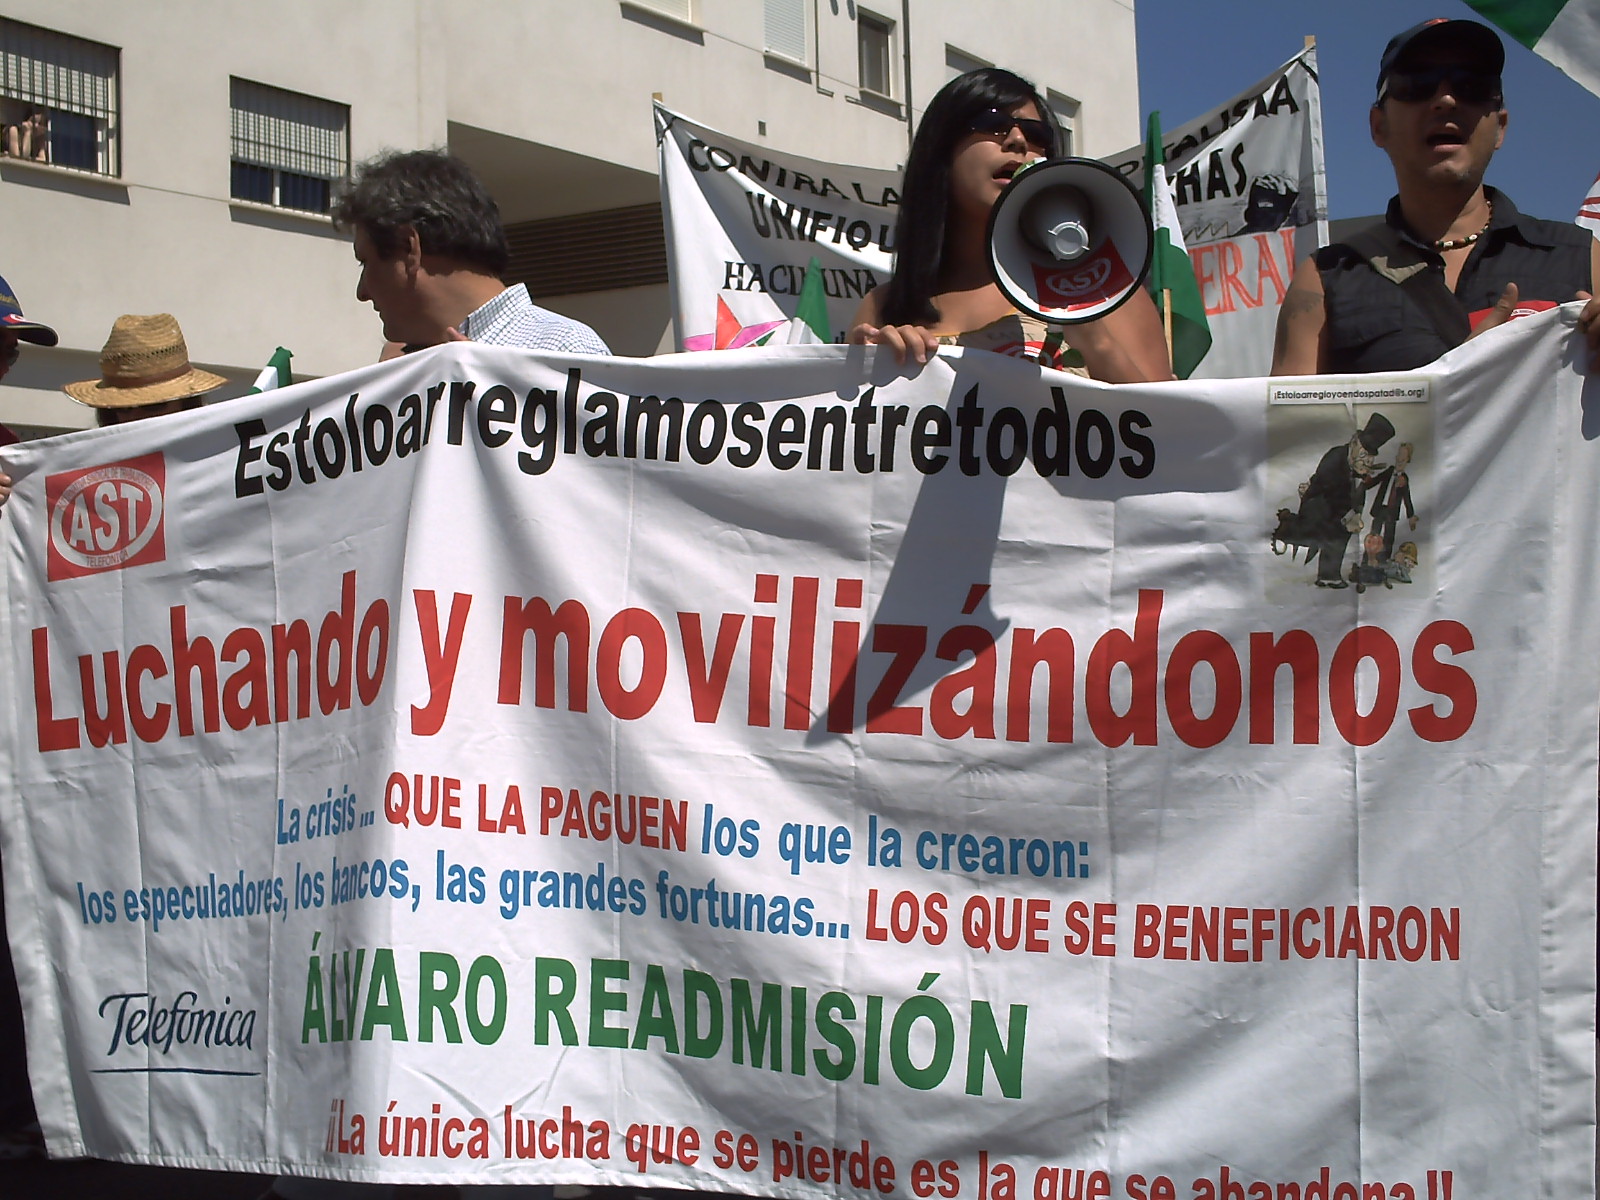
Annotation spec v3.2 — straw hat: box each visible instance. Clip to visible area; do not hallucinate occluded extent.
[64,314,227,408]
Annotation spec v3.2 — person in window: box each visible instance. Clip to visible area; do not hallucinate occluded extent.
[2,108,47,161]
[847,68,1171,382]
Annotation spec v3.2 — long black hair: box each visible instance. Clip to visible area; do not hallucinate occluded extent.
[878,68,1061,327]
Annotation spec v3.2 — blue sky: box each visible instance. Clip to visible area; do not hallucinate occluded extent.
[1135,0,1600,222]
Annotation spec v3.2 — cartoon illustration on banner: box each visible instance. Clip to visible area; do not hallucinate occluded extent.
[1266,382,1433,598]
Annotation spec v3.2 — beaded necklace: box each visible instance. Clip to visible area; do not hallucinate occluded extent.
[1434,202,1493,252]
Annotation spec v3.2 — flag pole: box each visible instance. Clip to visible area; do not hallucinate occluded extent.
[1161,288,1174,369]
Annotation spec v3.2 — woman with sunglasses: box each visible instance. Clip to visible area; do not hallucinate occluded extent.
[848,68,1172,382]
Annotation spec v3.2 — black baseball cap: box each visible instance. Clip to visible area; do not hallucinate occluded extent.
[1376,19,1505,100]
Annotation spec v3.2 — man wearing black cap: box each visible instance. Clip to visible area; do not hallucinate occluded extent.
[0,272,57,506]
[1272,18,1600,375]
[0,273,56,1157]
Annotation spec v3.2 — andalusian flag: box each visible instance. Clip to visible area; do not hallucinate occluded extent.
[1143,112,1211,378]
[248,346,293,393]
[1464,0,1600,96]
[793,256,831,343]
[757,257,832,345]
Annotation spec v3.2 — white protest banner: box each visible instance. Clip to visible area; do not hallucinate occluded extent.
[1108,49,1329,379]
[657,103,900,349]
[1,317,1594,1194]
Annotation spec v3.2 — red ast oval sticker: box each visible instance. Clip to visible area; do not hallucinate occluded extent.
[46,453,167,581]
[1029,242,1134,313]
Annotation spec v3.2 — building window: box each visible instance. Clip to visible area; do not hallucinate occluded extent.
[945,46,990,83]
[626,0,694,22]
[1046,90,1078,157]
[764,0,807,64]
[0,18,118,174]
[858,11,894,97]
[230,78,348,215]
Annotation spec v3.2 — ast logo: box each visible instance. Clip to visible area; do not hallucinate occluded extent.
[1030,243,1134,312]
[46,453,167,581]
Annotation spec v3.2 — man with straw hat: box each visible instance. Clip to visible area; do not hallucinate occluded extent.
[63,312,227,425]
[0,314,223,521]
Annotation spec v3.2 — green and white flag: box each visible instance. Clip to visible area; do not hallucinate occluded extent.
[1465,0,1600,97]
[1143,112,1212,379]
[793,255,831,343]
[248,346,293,394]
[758,257,834,346]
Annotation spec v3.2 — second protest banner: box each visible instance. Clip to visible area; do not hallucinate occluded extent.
[1107,47,1329,379]
[657,103,899,349]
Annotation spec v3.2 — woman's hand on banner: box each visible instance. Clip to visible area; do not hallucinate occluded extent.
[1583,238,1600,374]
[1576,290,1600,375]
[847,321,939,366]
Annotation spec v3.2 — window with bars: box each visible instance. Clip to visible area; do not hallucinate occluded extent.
[230,78,348,215]
[857,11,894,98]
[0,18,119,175]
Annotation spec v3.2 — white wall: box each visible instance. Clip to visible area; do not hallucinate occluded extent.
[0,0,437,433]
[1,0,1140,435]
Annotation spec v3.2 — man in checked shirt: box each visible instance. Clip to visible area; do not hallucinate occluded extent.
[334,149,611,356]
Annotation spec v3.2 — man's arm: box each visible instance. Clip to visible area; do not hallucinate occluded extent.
[1271,256,1326,375]
[1064,287,1176,383]
[1578,237,1600,373]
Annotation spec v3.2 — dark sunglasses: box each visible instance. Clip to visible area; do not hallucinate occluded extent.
[968,108,1056,155]
[0,339,18,370]
[1381,67,1502,106]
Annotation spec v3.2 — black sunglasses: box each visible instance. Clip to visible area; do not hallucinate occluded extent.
[0,338,18,370]
[968,108,1056,156]
[1381,67,1502,106]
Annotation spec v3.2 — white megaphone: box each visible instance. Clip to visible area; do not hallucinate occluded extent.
[986,157,1153,324]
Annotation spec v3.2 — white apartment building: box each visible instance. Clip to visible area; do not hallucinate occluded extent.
[0,0,1141,438]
